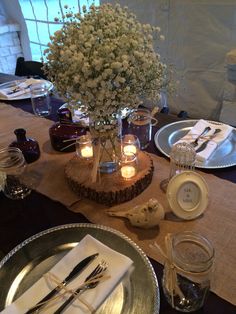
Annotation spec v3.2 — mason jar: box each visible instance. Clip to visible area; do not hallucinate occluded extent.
[162,231,214,312]
[0,147,31,199]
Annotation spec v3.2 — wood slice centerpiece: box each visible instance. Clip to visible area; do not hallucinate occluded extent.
[65,151,154,206]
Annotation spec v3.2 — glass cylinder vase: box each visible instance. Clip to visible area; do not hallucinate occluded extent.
[89,113,122,174]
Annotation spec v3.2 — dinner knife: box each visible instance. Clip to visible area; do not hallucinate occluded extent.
[25,253,99,314]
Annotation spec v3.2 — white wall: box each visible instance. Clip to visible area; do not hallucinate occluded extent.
[1,0,31,60]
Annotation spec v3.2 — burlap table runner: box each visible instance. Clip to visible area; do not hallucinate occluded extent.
[0,103,235,305]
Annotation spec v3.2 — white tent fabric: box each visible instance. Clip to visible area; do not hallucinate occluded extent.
[102,0,236,120]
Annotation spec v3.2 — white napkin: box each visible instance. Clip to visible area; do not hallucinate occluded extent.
[1,234,133,314]
[0,78,39,99]
[176,119,233,162]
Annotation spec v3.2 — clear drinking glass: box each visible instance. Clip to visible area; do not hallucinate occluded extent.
[0,147,31,199]
[162,231,214,312]
[30,83,51,117]
[127,108,158,149]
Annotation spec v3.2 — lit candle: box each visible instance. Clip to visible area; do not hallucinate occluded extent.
[123,144,137,156]
[121,165,136,179]
[81,145,93,158]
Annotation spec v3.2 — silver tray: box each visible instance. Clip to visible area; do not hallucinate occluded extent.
[0,223,159,313]
[0,79,53,100]
[154,119,236,169]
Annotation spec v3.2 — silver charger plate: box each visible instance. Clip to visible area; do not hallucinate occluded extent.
[154,119,236,169]
[0,223,159,313]
[0,79,53,100]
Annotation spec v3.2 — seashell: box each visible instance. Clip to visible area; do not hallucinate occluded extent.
[107,198,165,229]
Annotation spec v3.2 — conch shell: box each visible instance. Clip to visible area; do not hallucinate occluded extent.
[107,198,165,229]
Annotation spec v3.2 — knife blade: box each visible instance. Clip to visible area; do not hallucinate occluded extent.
[25,253,99,314]
[195,140,210,153]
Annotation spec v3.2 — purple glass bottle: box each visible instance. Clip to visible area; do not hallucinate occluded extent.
[49,107,87,152]
[9,128,40,163]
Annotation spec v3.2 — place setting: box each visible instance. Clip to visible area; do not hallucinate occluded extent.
[0,78,53,101]
[0,224,159,314]
[154,118,236,168]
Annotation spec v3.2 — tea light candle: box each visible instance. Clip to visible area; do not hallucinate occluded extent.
[122,134,140,157]
[123,144,137,156]
[121,165,136,179]
[76,134,93,159]
[81,145,93,158]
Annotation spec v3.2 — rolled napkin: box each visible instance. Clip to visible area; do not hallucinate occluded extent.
[176,119,233,162]
[0,78,39,99]
[1,234,133,314]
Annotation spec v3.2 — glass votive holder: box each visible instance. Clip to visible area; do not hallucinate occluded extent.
[76,134,93,159]
[120,153,137,180]
[162,231,214,312]
[127,108,158,149]
[160,142,196,193]
[121,134,140,157]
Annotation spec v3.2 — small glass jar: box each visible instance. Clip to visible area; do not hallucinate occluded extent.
[162,231,214,312]
[0,147,31,199]
[121,134,140,157]
[120,153,137,180]
[76,134,94,159]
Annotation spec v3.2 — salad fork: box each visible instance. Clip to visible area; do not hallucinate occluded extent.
[54,260,108,314]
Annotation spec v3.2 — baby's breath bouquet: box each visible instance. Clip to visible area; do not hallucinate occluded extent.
[44,3,168,124]
[44,3,168,178]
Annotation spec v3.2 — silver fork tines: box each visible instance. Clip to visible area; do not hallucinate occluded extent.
[53,260,108,314]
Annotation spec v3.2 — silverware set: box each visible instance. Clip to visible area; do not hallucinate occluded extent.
[190,126,221,152]
[190,126,211,147]
[26,254,108,314]
[195,128,221,153]
[7,83,32,95]
[54,260,108,314]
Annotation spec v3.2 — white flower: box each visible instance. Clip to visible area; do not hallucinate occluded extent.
[44,3,171,120]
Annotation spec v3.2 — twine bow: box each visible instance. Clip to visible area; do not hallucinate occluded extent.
[27,271,110,313]
[150,234,185,307]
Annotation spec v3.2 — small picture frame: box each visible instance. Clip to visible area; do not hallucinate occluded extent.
[166,171,209,220]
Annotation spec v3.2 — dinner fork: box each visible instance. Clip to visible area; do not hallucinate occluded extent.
[54,260,108,314]
[190,126,211,147]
